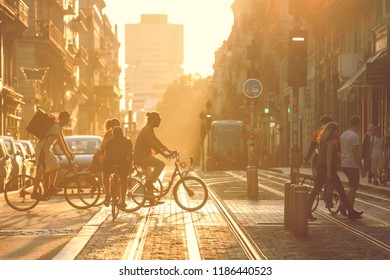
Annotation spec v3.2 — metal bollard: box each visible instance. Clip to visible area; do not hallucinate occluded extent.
[292,184,308,236]
[247,166,258,199]
[284,183,293,229]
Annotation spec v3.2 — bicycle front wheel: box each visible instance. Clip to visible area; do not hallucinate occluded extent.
[173,176,208,211]
[64,174,101,209]
[4,175,43,211]
[301,175,319,212]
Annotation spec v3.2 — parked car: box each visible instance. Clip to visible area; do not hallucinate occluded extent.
[15,141,35,177]
[54,135,102,172]
[0,139,12,192]
[17,140,36,161]
[0,136,24,179]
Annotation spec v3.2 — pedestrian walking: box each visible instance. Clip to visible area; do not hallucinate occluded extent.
[370,126,384,186]
[303,114,333,178]
[307,122,363,220]
[340,115,364,209]
[362,123,375,182]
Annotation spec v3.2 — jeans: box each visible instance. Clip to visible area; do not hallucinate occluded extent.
[135,156,165,184]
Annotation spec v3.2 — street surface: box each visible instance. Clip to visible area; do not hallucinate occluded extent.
[0,168,389,260]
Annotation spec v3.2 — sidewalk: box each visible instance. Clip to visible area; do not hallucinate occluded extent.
[270,167,390,195]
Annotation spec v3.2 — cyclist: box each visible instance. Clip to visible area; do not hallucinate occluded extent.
[99,118,121,200]
[307,122,363,220]
[102,126,133,208]
[133,111,173,206]
[303,114,333,177]
[31,111,74,200]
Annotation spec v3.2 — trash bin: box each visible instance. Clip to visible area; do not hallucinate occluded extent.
[292,184,308,236]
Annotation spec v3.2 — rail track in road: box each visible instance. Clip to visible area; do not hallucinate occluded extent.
[228,170,390,256]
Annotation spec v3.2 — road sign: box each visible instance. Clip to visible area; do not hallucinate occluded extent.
[243,78,263,99]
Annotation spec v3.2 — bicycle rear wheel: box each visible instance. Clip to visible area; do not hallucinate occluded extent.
[4,175,43,211]
[324,185,340,214]
[301,175,319,212]
[173,176,208,211]
[64,174,101,209]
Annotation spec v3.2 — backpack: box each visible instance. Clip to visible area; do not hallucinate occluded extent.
[26,109,56,139]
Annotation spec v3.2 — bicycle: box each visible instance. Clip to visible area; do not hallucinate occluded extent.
[301,175,340,214]
[130,152,208,211]
[4,160,101,211]
[109,165,146,221]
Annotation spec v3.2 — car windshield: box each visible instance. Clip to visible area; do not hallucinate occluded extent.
[54,138,101,155]
[1,138,14,155]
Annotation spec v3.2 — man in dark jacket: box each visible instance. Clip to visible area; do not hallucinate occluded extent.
[134,111,173,206]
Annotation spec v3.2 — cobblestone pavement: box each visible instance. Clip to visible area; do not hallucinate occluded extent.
[72,168,390,260]
[206,170,390,260]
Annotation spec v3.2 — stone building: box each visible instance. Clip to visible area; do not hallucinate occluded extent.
[212,0,390,167]
[0,0,29,137]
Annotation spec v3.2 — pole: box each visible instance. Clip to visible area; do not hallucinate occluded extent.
[247,99,258,199]
[290,85,300,184]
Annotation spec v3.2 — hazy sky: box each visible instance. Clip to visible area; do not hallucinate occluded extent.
[104,0,235,77]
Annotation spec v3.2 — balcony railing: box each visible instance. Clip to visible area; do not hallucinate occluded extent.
[64,50,75,73]
[0,0,29,28]
[36,20,66,54]
[74,46,88,66]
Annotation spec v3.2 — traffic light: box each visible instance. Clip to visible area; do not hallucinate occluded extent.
[264,108,270,114]
[205,114,212,131]
[288,30,307,87]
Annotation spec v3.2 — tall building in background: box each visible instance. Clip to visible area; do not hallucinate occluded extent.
[125,14,183,129]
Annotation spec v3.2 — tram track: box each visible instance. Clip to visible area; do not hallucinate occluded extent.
[226,170,390,255]
[120,172,268,260]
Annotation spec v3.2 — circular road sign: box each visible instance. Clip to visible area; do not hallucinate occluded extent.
[243,78,263,99]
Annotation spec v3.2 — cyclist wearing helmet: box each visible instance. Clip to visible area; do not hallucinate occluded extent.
[134,111,173,206]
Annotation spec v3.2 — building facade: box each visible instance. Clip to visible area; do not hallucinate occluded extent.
[125,14,183,129]
[212,0,390,167]
[0,0,29,137]
[1,0,121,139]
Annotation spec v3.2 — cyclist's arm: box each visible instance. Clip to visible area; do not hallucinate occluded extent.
[143,128,170,154]
[57,132,73,160]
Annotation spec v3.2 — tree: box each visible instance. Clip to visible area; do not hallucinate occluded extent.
[156,74,213,163]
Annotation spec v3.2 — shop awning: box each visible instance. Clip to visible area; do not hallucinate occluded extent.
[337,50,385,100]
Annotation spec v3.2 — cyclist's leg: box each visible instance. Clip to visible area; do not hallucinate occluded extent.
[102,171,111,206]
[137,156,165,189]
[119,173,128,207]
[136,156,165,205]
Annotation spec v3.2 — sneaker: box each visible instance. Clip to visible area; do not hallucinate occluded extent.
[31,192,41,200]
[48,187,62,195]
[339,204,347,217]
[348,210,363,220]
